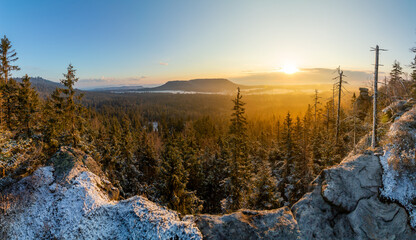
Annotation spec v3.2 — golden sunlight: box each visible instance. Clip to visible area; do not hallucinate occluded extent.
[280,64,299,74]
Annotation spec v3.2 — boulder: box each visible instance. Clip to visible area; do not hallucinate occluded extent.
[321,154,381,212]
[0,149,202,240]
[194,207,300,240]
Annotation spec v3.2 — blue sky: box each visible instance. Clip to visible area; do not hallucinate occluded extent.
[1,0,416,88]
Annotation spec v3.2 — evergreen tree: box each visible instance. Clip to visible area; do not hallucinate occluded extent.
[412,47,416,81]
[0,36,20,128]
[253,159,281,210]
[224,87,252,211]
[0,35,20,84]
[17,74,39,136]
[201,137,228,213]
[159,137,203,214]
[2,78,19,130]
[45,64,85,147]
[389,60,406,98]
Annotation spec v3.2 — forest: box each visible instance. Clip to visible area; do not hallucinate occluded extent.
[1,34,416,215]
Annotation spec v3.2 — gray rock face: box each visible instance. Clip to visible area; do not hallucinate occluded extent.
[321,154,381,212]
[194,207,300,240]
[292,153,416,239]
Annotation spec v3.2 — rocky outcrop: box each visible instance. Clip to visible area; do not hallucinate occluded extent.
[194,207,300,240]
[355,88,372,121]
[0,147,202,240]
[193,151,415,239]
[292,153,415,239]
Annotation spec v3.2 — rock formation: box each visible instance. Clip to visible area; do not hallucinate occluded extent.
[0,147,202,240]
[355,88,372,121]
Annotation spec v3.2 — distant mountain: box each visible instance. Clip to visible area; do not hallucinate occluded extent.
[14,77,63,97]
[89,85,144,92]
[142,78,241,93]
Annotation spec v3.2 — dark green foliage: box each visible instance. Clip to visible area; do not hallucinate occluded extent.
[44,64,85,147]
[2,78,19,130]
[158,137,203,214]
[223,87,253,211]
[17,75,39,137]
[389,60,407,98]
[0,35,20,84]
[412,47,416,82]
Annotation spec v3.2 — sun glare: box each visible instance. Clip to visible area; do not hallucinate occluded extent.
[280,64,299,74]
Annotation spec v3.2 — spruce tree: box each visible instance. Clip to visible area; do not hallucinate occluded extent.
[159,137,203,214]
[0,36,20,85]
[389,60,405,98]
[224,87,252,211]
[0,36,20,127]
[2,78,19,130]
[17,74,39,136]
[411,47,416,81]
[253,159,281,210]
[45,64,85,147]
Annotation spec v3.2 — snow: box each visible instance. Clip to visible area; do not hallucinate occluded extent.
[1,165,202,239]
[380,106,416,228]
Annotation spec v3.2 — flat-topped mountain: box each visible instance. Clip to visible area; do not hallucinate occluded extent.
[89,85,144,92]
[144,78,241,92]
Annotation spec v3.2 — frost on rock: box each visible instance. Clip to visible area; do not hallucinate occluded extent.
[380,105,416,228]
[0,147,202,240]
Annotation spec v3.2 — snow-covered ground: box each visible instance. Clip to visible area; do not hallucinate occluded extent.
[0,151,202,240]
[380,105,416,228]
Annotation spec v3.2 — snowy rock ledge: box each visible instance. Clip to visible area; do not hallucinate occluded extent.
[380,106,416,228]
[0,148,202,240]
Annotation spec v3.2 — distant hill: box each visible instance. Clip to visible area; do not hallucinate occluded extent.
[13,77,87,98]
[14,77,63,97]
[89,85,143,92]
[142,78,241,93]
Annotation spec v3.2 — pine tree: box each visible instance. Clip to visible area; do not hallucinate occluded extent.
[411,47,416,81]
[17,74,39,137]
[389,60,406,98]
[0,36,20,85]
[201,137,228,213]
[253,159,281,210]
[137,131,159,184]
[224,87,252,211]
[45,64,85,147]
[0,36,20,127]
[2,78,19,130]
[159,137,203,214]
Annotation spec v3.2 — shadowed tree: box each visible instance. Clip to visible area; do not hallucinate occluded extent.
[0,36,20,127]
[44,64,85,147]
[0,35,20,84]
[17,74,39,136]
[224,87,253,211]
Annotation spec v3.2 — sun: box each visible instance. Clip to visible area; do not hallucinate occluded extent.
[280,64,299,74]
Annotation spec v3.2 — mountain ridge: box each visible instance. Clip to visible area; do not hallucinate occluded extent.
[139,78,243,93]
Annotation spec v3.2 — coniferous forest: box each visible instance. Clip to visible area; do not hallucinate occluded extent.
[1,34,416,216]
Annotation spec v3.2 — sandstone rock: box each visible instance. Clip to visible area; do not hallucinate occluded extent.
[194,207,300,240]
[0,149,202,240]
[347,196,413,239]
[321,154,381,212]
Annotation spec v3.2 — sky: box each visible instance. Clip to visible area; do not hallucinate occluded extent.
[1,0,416,89]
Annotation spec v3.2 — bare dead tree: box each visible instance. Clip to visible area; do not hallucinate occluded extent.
[370,45,387,149]
[334,67,347,144]
[313,89,321,130]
